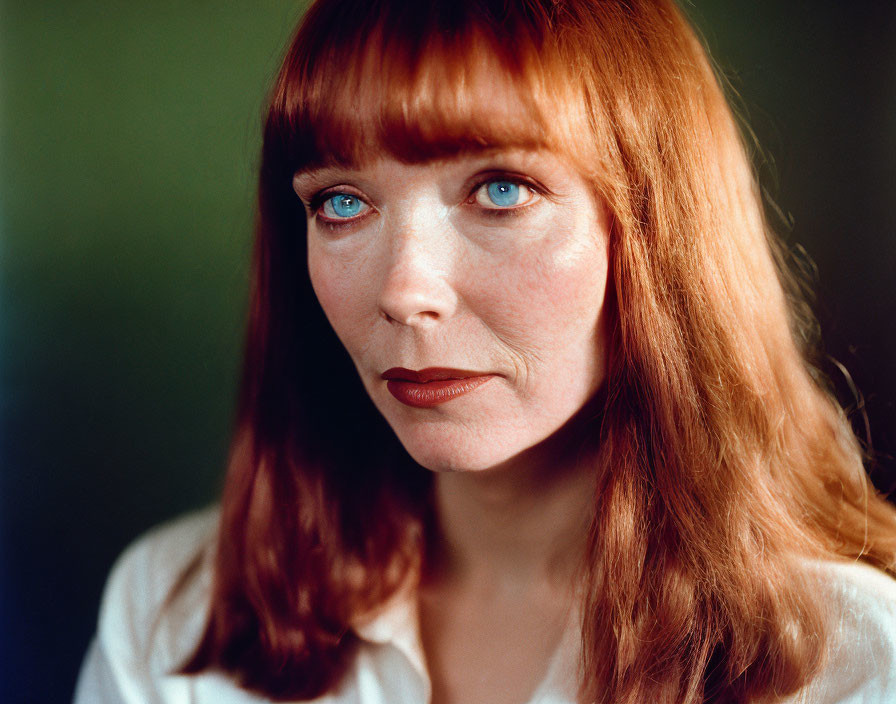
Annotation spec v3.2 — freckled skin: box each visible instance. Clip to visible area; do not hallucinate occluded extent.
[296,149,611,473]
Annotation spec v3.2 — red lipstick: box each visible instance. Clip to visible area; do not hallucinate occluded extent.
[381,367,495,408]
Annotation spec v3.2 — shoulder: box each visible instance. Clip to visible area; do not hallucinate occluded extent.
[102,507,218,602]
[95,507,219,698]
[794,559,896,704]
[809,559,896,651]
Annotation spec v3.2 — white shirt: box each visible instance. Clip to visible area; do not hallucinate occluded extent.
[74,508,896,704]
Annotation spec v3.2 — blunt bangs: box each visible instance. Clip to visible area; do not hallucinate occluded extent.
[270,0,591,172]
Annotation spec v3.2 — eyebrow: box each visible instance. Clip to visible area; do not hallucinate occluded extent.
[292,167,353,194]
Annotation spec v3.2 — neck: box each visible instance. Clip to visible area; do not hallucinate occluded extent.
[424,410,598,594]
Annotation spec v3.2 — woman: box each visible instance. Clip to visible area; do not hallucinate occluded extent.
[75,0,896,702]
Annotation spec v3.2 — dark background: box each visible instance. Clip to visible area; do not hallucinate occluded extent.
[1,2,894,702]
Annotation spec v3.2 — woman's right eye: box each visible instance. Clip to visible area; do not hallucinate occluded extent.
[319,193,370,220]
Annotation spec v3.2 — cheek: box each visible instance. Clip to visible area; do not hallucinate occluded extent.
[307,246,369,347]
[468,231,610,354]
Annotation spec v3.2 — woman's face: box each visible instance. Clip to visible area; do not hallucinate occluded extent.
[293,149,612,472]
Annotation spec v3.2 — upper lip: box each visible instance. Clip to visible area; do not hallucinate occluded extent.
[381,367,491,383]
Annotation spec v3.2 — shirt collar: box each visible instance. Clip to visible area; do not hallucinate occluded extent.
[351,581,429,683]
[350,585,581,704]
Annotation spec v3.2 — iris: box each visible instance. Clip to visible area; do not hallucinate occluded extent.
[327,194,363,218]
[486,181,520,207]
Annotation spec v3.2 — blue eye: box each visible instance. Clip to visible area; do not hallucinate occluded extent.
[486,181,520,207]
[474,180,536,210]
[321,193,368,219]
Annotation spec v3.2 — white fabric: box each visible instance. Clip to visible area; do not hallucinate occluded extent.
[74,508,896,704]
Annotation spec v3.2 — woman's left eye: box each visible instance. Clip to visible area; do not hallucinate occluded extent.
[320,193,370,219]
[473,180,538,209]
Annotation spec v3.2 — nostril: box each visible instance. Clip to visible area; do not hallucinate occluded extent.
[377,288,455,327]
[378,301,446,327]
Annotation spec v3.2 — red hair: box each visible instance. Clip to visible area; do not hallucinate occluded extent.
[182,1,896,701]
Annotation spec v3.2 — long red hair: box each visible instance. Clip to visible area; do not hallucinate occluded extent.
[182,1,896,702]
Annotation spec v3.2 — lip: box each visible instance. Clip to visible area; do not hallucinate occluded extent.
[381,367,496,408]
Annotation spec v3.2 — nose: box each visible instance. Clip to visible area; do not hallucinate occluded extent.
[376,222,458,327]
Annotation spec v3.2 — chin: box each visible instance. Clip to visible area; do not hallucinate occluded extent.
[392,424,539,474]
[398,438,499,473]
[408,452,499,473]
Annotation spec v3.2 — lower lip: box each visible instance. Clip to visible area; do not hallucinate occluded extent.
[386,376,495,408]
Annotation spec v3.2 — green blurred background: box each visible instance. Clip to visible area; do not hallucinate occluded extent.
[1,1,894,702]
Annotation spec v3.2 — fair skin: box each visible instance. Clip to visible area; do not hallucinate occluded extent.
[294,149,611,704]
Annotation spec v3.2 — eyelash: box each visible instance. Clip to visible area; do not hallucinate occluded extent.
[306,174,542,231]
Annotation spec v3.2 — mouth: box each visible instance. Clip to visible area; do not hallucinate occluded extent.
[381,367,496,408]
